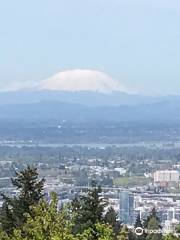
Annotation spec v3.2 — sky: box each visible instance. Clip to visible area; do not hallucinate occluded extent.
[0,0,180,95]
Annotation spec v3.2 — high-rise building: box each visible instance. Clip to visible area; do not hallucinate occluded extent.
[167,208,175,221]
[119,191,134,225]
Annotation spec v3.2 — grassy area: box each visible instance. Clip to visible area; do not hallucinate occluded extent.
[113,176,151,187]
[169,188,180,194]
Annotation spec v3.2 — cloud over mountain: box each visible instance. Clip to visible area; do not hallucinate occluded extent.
[37,69,129,93]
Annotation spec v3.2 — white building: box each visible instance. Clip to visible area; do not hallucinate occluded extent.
[154,170,179,183]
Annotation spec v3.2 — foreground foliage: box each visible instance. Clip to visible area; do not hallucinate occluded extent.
[0,166,45,235]
[0,192,113,240]
[0,166,179,240]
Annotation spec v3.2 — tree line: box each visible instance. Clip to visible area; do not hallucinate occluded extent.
[0,166,179,240]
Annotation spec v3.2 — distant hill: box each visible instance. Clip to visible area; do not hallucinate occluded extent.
[0,90,164,106]
[0,91,180,122]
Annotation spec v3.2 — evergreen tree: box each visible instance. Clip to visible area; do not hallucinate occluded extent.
[163,233,179,240]
[72,181,108,235]
[134,214,145,240]
[143,208,162,240]
[117,225,129,240]
[135,214,143,229]
[0,166,45,235]
[144,208,161,230]
[175,224,180,233]
[104,207,122,238]
[0,199,14,235]
[0,193,114,240]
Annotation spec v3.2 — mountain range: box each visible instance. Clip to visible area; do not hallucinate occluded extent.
[0,90,180,122]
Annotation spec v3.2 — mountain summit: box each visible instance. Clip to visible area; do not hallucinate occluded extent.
[37,69,129,94]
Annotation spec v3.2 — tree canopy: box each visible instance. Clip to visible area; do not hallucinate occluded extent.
[0,166,179,240]
[0,166,45,234]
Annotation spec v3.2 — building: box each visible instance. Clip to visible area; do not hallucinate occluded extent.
[154,170,179,186]
[119,191,134,225]
[167,208,175,221]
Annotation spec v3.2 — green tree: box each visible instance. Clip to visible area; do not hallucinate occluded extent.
[17,192,75,240]
[144,208,161,230]
[0,166,45,235]
[72,181,107,235]
[117,225,129,240]
[134,214,145,240]
[146,217,162,240]
[175,224,180,234]
[77,223,114,240]
[135,214,143,229]
[0,193,114,240]
[104,207,122,238]
[0,192,75,240]
[144,208,162,240]
[163,233,179,240]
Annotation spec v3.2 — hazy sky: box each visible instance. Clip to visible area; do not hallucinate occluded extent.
[1,0,180,95]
